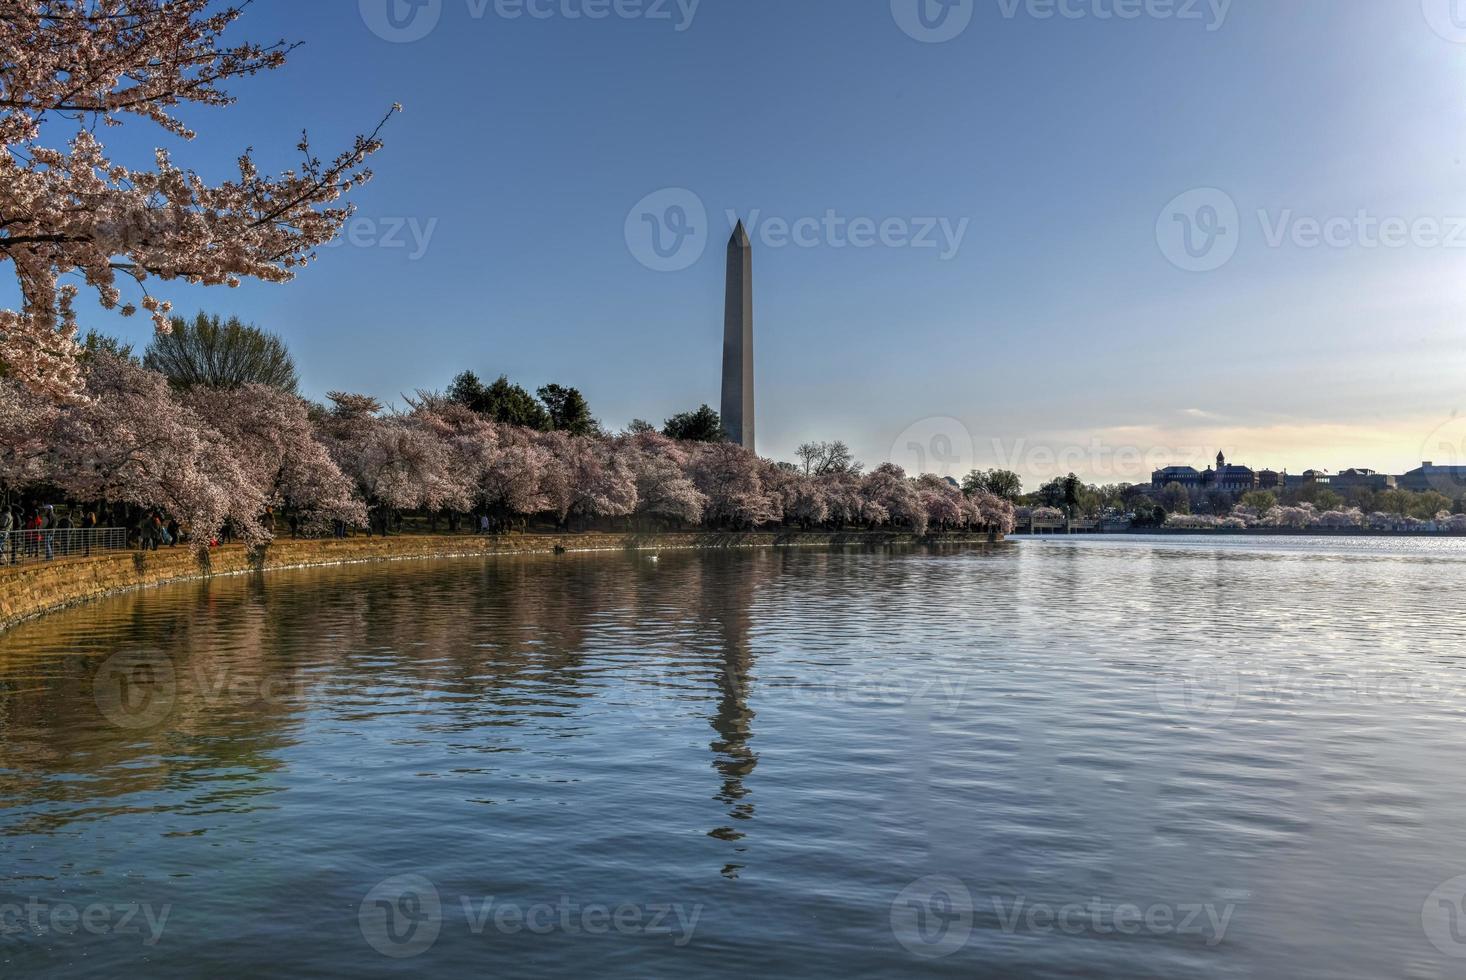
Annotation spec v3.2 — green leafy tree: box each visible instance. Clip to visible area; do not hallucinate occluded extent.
[962,468,1023,501]
[78,330,137,365]
[1375,489,1412,517]
[1343,487,1377,512]
[663,405,723,443]
[1411,491,1453,520]
[537,384,597,436]
[1204,489,1236,516]
[448,371,551,430]
[447,371,491,413]
[1159,481,1191,515]
[485,376,550,430]
[144,312,299,392]
[1240,490,1277,512]
[1062,473,1083,515]
[625,419,656,435]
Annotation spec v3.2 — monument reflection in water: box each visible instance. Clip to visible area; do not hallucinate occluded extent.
[8,539,1466,978]
[0,550,766,853]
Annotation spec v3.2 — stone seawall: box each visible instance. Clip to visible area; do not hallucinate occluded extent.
[0,530,1003,631]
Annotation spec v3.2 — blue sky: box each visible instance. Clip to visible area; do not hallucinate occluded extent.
[20,0,1466,486]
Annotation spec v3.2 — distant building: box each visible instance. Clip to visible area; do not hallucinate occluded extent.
[1285,469,1327,490]
[1151,452,1258,494]
[1399,463,1466,495]
[1151,465,1202,490]
[1209,452,1258,493]
[1257,469,1284,490]
[1284,468,1394,493]
[1331,468,1396,493]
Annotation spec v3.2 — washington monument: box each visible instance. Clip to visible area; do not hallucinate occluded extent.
[721,221,755,451]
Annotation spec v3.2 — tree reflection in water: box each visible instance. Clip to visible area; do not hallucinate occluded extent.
[0,550,775,876]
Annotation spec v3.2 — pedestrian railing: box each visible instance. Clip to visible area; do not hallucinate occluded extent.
[0,527,129,564]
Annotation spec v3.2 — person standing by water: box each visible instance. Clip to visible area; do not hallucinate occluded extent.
[55,509,72,557]
[83,509,97,557]
[41,505,56,560]
[167,518,180,547]
[0,507,12,565]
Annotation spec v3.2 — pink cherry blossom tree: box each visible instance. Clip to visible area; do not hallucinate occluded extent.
[0,1,395,398]
[48,354,265,546]
[0,377,59,498]
[817,470,865,529]
[861,463,927,535]
[579,437,639,524]
[785,477,830,528]
[185,384,365,532]
[618,432,705,527]
[688,442,778,530]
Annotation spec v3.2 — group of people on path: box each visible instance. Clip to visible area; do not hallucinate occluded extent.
[137,512,181,551]
[0,505,100,564]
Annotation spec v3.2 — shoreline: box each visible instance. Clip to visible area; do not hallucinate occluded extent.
[1013,528,1466,538]
[0,529,1005,632]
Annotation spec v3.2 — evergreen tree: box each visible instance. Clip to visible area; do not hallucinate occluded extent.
[537,383,597,435]
[663,405,723,443]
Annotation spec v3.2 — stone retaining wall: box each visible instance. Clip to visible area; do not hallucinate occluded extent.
[0,530,1002,631]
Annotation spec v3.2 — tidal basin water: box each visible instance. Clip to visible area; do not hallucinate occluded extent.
[6,537,1466,977]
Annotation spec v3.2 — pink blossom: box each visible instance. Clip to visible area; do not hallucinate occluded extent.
[0,2,395,399]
